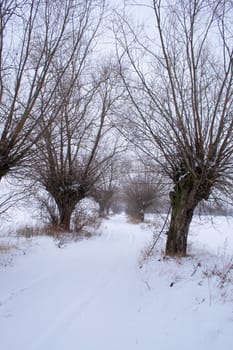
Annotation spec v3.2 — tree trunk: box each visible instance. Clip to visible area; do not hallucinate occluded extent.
[136,210,144,222]
[106,204,110,216]
[166,178,198,257]
[57,199,77,231]
[58,206,73,231]
[99,202,106,217]
[49,186,85,232]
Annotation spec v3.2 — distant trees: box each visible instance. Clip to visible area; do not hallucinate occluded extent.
[0,0,105,181]
[124,172,163,222]
[91,160,121,217]
[115,0,233,255]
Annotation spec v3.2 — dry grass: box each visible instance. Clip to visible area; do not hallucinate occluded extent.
[127,215,143,224]
[15,224,66,238]
[138,244,155,268]
[43,224,67,238]
[0,242,18,253]
[0,243,12,252]
[14,219,101,242]
[202,255,233,291]
[16,225,42,238]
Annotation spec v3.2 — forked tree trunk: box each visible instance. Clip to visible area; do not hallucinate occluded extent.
[166,178,199,256]
[57,200,77,232]
[58,206,73,231]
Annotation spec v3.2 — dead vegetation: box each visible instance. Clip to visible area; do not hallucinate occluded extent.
[0,242,17,252]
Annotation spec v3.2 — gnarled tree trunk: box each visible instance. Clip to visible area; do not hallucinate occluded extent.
[166,176,199,256]
[57,204,74,232]
[54,191,83,232]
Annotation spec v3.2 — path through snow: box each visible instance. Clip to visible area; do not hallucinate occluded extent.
[0,214,233,350]
[0,215,152,350]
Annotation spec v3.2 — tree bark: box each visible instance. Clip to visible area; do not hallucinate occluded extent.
[56,196,78,232]
[166,176,198,256]
[139,211,145,222]
[57,205,73,232]
[99,202,106,217]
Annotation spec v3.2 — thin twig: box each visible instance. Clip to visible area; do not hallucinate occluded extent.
[147,205,171,257]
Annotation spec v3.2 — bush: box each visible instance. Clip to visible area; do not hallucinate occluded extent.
[72,198,100,234]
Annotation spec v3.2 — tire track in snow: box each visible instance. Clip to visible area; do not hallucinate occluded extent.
[1,215,151,350]
[0,273,51,309]
[32,220,141,349]
[32,254,122,350]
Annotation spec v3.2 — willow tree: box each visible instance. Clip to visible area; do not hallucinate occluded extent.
[115,0,233,256]
[0,0,106,181]
[124,172,163,222]
[31,60,124,231]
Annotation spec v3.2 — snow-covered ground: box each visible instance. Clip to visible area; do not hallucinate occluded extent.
[0,214,233,350]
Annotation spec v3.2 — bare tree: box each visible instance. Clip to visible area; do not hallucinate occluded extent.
[0,0,105,181]
[91,163,118,217]
[90,155,125,217]
[0,178,27,216]
[31,60,124,231]
[115,0,233,255]
[124,169,163,222]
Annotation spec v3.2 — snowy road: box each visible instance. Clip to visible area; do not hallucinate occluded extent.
[0,214,233,350]
[0,215,152,350]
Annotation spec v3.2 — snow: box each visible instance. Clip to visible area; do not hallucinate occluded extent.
[0,214,233,350]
